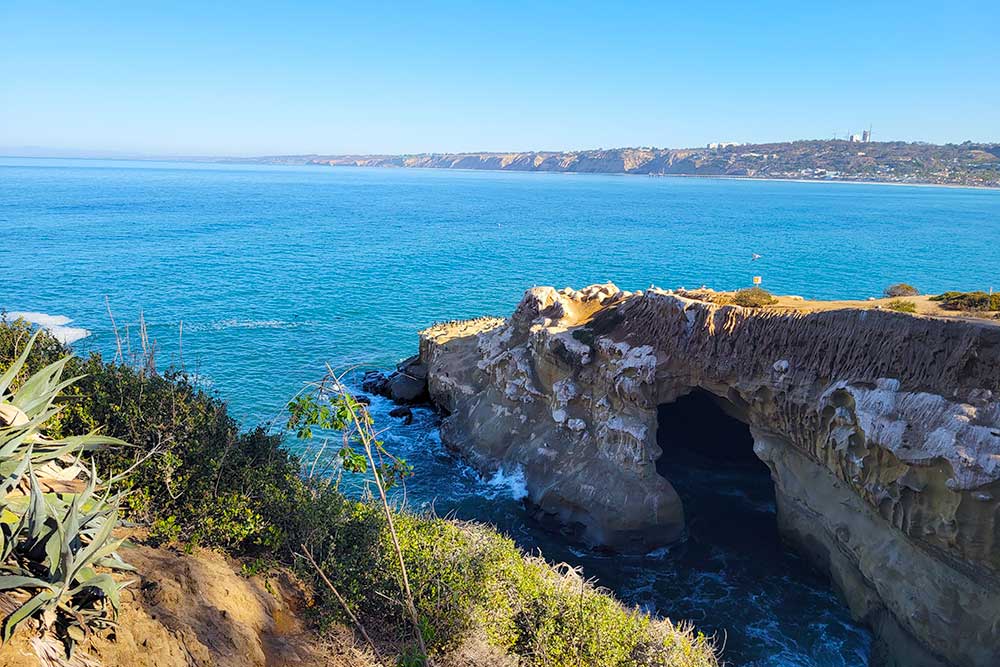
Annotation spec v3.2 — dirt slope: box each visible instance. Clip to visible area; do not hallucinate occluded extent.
[0,542,373,667]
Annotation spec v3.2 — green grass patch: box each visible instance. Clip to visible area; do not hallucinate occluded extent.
[929,291,1000,312]
[884,299,917,313]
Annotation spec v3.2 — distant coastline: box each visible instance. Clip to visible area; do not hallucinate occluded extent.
[5,138,1000,191]
[235,139,1000,190]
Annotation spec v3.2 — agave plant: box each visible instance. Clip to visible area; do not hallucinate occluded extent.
[0,332,132,654]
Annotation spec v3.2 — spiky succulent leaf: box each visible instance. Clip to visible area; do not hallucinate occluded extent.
[0,334,132,647]
[10,356,72,415]
[0,331,39,397]
[2,589,56,642]
[0,574,55,591]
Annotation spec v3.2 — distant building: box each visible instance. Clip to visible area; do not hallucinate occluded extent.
[862,129,871,143]
[849,134,862,143]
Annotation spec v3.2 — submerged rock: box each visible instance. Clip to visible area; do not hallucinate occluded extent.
[361,355,429,404]
[388,405,414,424]
[418,283,1000,667]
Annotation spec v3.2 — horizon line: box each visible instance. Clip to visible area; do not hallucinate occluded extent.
[3,136,999,162]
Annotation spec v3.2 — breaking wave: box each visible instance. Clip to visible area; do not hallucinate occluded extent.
[7,311,91,344]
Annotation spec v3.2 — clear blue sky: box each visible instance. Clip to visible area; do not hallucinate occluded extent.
[2,1,997,156]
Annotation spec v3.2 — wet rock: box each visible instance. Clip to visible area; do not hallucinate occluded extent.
[385,355,429,404]
[388,406,414,425]
[361,370,389,396]
[361,357,429,404]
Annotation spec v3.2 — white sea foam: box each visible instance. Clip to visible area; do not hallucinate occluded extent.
[187,319,309,332]
[485,465,529,501]
[7,311,91,344]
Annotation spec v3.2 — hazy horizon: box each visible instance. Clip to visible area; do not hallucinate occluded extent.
[3,134,999,163]
[3,2,999,156]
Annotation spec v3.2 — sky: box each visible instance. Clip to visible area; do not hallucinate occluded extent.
[1,1,998,156]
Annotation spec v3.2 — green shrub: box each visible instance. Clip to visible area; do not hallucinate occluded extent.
[298,503,717,666]
[0,319,301,552]
[732,287,777,308]
[883,283,919,297]
[929,291,1000,312]
[884,299,917,313]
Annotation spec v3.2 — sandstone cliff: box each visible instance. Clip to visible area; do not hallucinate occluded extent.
[418,284,1000,667]
[292,141,1000,188]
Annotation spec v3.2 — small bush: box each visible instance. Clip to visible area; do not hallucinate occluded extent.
[884,299,917,313]
[299,504,717,666]
[732,287,777,308]
[929,291,1000,312]
[883,283,919,297]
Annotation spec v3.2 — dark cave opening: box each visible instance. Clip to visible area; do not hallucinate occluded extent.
[655,389,765,472]
[654,388,777,546]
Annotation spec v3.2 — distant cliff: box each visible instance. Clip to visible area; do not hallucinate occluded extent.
[246,140,1000,188]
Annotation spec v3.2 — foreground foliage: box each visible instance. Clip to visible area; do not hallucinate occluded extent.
[1,319,718,667]
[0,332,131,655]
[302,500,715,666]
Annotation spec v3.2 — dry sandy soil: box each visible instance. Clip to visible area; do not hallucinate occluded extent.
[681,289,1000,326]
[0,541,373,667]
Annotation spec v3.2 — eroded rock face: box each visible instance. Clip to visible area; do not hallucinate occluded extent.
[419,284,1000,667]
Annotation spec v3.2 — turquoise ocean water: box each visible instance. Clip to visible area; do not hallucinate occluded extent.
[4,157,1000,666]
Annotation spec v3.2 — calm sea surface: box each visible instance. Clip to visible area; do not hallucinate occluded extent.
[4,157,1000,666]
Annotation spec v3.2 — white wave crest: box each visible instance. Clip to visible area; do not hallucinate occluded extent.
[187,319,308,332]
[485,466,529,501]
[7,311,91,344]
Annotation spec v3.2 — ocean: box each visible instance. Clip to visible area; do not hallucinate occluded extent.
[4,157,1000,666]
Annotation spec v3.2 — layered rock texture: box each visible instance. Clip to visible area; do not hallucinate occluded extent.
[418,284,1000,667]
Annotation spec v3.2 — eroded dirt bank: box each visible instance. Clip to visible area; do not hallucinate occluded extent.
[0,542,370,667]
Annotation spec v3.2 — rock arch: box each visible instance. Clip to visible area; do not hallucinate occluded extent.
[420,284,1000,667]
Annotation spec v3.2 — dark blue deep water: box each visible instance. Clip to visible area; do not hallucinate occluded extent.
[4,157,1000,666]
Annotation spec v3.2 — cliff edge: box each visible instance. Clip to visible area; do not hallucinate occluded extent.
[419,284,1000,667]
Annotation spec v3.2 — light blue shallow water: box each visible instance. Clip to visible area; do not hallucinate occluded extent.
[3,157,1000,666]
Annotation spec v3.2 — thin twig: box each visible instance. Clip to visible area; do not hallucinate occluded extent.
[104,296,123,364]
[337,371,431,664]
[300,545,380,660]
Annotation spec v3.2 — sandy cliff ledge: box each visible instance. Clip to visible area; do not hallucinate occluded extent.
[419,284,1000,667]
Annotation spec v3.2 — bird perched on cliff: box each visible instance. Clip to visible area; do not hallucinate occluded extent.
[751,253,763,261]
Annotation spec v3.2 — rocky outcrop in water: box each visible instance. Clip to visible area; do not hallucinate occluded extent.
[418,284,1000,667]
[362,354,429,404]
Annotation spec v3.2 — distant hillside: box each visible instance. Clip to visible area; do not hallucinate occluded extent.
[244,140,1000,187]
